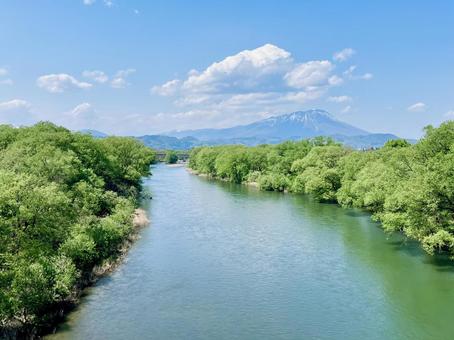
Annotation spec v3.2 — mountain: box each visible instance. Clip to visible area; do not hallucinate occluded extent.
[79,110,412,150]
[167,109,368,141]
[79,129,108,138]
[136,135,201,150]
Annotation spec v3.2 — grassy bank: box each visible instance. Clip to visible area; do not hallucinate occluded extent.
[188,122,454,258]
[0,123,155,338]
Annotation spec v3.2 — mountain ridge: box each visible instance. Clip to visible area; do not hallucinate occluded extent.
[167,109,368,140]
[80,109,412,150]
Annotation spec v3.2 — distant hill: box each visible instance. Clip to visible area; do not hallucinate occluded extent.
[79,129,108,138]
[79,109,413,150]
[332,133,405,149]
[136,135,200,150]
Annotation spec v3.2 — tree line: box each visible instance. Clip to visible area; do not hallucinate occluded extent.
[189,121,454,258]
[0,123,155,334]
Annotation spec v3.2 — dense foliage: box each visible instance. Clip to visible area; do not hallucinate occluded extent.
[189,122,454,257]
[164,150,179,164]
[0,123,155,330]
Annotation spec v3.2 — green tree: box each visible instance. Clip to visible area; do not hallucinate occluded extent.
[164,150,179,164]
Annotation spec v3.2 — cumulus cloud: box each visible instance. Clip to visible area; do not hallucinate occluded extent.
[82,70,108,83]
[328,95,352,103]
[407,102,427,112]
[284,60,334,89]
[111,68,135,88]
[151,79,181,96]
[83,0,95,4]
[333,48,355,62]
[360,73,373,80]
[61,102,99,130]
[150,44,370,129]
[37,73,92,93]
[0,99,35,126]
[152,44,338,99]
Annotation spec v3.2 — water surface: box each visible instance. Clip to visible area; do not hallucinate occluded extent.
[48,164,454,339]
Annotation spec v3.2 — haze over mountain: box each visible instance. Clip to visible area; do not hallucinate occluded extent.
[136,109,408,149]
[81,109,408,150]
[167,110,368,140]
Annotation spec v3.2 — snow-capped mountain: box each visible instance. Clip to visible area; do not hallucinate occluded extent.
[167,109,368,140]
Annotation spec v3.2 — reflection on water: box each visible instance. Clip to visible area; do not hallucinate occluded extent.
[48,164,454,340]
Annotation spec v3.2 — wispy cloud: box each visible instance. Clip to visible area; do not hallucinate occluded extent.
[83,0,96,5]
[333,48,355,62]
[343,65,373,81]
[341,105,352,113]
[37,74,92,93]
[0,99,31,111]
[111,68,136,88]
[82,70,109,83]
[0,99,35,126]
[444,110,454,118]
[328,95,352,103]
[0,68,12,85]
[407,102,427,112]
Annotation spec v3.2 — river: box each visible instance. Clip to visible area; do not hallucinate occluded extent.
[48,164,454,339]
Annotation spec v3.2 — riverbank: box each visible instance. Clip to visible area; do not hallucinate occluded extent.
[0,208,150,340]
[186,129,454,259]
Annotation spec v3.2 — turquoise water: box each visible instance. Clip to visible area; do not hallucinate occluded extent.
[48,164,454,339]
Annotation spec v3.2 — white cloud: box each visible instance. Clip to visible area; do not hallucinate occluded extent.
[61,103,99,130]
[284,60,334,89]
[407,102,427,112]
[133,9,140,15]
[444,110,454,118]
[328,95,352,103]
[0,99,34,126]
[150,44,370,130]
[152,44,339,98]
[181,44,293,94]
[0,79,13,86]
[343,65,373,81]
[83,0,95,5]
[360,73,373,80]
[103,0,113,7]
[111,68,135,88]
[333,48,355,62]
[0,99,31,111]
[82,70,108,83]
[68,102,93,117]
[37,73,92,93]
[0,68,12,85]
[343,65,357,77]
[151,79,181,96]
[328,75,343,86]
[341,105,352,113]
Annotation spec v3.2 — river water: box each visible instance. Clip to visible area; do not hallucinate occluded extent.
[48,164,454,339]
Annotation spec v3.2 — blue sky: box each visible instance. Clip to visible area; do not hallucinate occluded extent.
[0,0,453,138]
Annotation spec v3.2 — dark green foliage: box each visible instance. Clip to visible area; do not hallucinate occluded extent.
[189,122,454,258]
[164,150,179,164]
[0,123,155,329]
